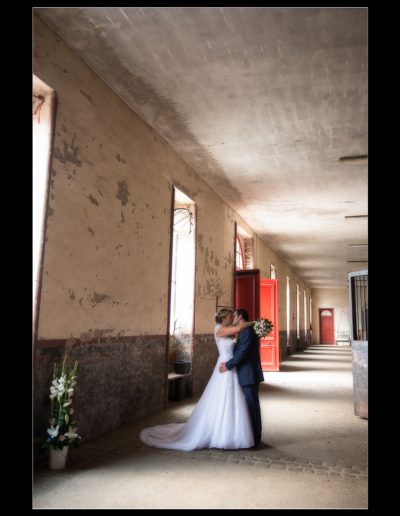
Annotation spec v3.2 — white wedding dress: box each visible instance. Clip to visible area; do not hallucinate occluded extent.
[139,324,254,450]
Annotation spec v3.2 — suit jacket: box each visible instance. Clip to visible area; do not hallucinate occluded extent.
[225,325,264,386]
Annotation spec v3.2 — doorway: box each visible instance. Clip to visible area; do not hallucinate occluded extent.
[319,308,335,344]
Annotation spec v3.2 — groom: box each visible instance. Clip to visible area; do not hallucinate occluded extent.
[219,308,264,447]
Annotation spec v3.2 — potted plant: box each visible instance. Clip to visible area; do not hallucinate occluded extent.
[44,357,82,469]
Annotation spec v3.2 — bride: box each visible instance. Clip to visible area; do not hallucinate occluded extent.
[139,307,255,450]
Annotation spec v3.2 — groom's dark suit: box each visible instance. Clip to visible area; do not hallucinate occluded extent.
[225,325,264,446]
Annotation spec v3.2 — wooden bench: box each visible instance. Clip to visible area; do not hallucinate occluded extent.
[167,372,190,400]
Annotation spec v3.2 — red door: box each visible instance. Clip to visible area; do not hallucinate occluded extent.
[235,271,279,372]
[319,308,335,344]
[260,279,279,371]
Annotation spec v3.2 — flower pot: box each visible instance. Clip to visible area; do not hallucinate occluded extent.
[49,446,69,470]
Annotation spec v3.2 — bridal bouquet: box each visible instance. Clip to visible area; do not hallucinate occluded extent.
[253,318,274,338]
[44,357,82,450]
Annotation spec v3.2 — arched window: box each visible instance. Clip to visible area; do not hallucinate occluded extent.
[236,236,244,270]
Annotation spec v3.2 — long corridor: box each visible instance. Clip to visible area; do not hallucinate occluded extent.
[33,345,367,509]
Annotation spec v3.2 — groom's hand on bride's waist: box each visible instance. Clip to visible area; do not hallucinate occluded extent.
[219,362,228,373]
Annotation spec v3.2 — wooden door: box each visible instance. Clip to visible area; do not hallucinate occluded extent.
[319,308,335,344]
[235,272,280,372]
[260,279,280,371]
[235,269,260,320]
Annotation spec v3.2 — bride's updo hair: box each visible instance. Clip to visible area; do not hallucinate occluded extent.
[214,307,233,323]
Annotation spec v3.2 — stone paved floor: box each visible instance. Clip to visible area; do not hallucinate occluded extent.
[33,345,368,509]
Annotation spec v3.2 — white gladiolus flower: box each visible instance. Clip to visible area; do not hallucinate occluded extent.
[47,425,59,437]
[47,358,82,448]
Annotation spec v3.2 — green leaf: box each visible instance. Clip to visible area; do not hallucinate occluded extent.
[64,413,70,424]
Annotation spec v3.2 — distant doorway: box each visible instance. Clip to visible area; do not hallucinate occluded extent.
[319,308,335,344]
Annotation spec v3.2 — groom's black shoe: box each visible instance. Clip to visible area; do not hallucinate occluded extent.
[251,440,270,450]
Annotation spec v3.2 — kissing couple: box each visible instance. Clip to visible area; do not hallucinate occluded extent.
[140,307,263,450]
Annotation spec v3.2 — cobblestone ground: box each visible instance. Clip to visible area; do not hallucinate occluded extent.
[57,406,366,481]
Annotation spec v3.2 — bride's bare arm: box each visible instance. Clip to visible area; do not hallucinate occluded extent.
[216,321,253,337]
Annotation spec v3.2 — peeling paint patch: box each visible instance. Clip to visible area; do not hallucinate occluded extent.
[89,292,110,306]
[87,194,99,206]
[80,89,93,104]
[215,257,220,266]
[198,233,205,254]
[88,292,119,307]
[87,227,95,237]
[68,288,76,300]
[120,210,125,224]
[116,180,130,205]
[54,135,82,167]
[115,153,126,164]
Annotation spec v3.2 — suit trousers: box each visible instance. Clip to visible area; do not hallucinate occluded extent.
[242,383,261,445]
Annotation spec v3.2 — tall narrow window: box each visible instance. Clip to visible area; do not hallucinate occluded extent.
[33,75,56,340]
[270,264,276,279]
[304,290,307,340]
[167,187,196,403]
[243,238,254,269]
[236,236,244,270]
[286,276,290,346]
[296,284,300,339]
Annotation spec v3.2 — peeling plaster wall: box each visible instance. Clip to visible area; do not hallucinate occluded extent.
[33,16,314,444]
[311,288,349,345]
[33,16,240,441]
[34,23,171,339]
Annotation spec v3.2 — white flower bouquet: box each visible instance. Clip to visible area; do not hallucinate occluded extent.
[44,357,82,450]
[253,318,274,338]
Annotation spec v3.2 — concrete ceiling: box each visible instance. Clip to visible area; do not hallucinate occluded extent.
[35,7,368,288]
